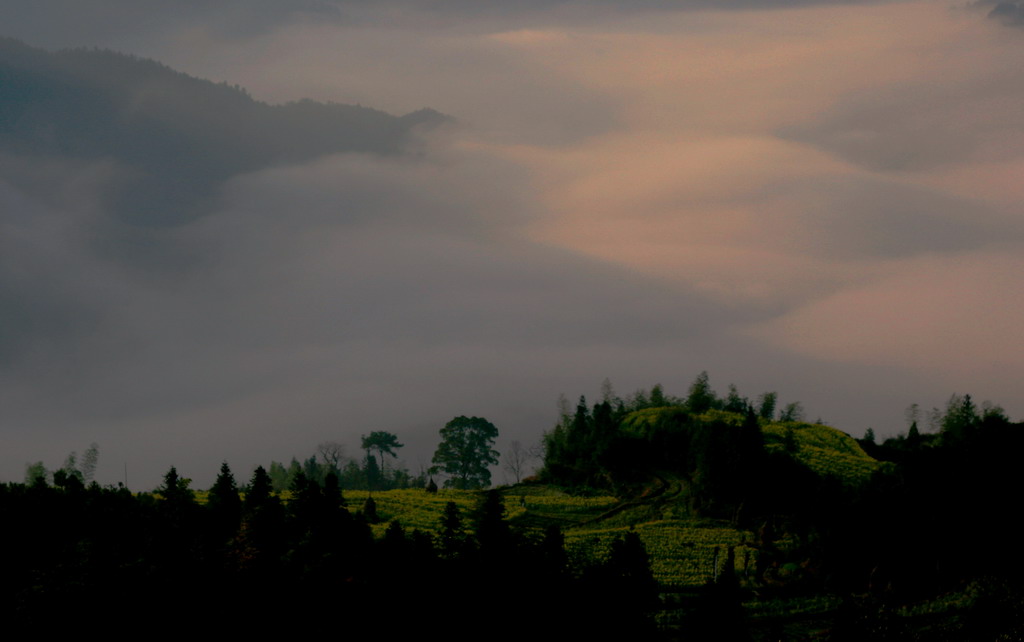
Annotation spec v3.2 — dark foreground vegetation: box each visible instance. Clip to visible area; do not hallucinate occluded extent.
[4,375,1023,639]
[0,467,657,636]
[539,378,1024,639]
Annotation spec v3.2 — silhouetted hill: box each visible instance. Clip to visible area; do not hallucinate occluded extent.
[0,36,449,225]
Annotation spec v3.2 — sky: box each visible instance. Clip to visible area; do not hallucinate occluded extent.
[2,0,1023,489]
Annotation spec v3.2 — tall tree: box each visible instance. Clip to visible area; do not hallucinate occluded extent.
[24,461,48,486]
[757,392,777,421]
[361,431,404,481]
[240,465,284,566]
[942,393,979,442]
[80,442,99,484]
[317,441,348,478]
[243,465,277,515]
[430,416,500,490]
[472,489,512,558]
[61,451,82,482]
[502,440,533,484]
[906,422,921,448]
[600,377,617,404]
[723,384,747,413]
[159,466,193,504]
[437,500,467,559]
[208,461,242,541]
[905,403,921,431]
[649,384,668,408]
[686,371,716,414]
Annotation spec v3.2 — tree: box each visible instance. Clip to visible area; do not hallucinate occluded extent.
[317,441,347,471]
[209,462,240,508]
[364,454,381,490]
[430,416,499,490]
[208,461,242,543]
[779,401,804,423]
[686,371,716,414]
[472,489,512,556]
[437,500,467,559]
[600,377,617,404]
[982,400,1008,421]
[600,531,659,635]
[942,393,979,442]
[723,384,747,413]
[24,461,48,486]
[649,384,668,408]
[502,439,534,484]
[244,465,275,514]
[159,466,194,504]
[905,403,921,431]
[361,431,404,481]
[556,393,572,427]
[60,451,83,483]
[362,495,380,524]
[240,465,284,563]
[80,442,99,484]
[757,392,777,421]
[906,422,921,448]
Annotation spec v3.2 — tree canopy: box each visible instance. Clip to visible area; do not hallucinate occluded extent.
[430,416,499,489]
[361,431,403,479]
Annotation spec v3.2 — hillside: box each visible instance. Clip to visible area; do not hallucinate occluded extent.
[11,383,1024,638]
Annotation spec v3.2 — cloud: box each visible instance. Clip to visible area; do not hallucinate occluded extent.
[779,77,1024,172]
[4,0,1024,486]
[0,138,745,486]
[0,39,446,229]
[0,0,889,49]
[746,250,1024,386]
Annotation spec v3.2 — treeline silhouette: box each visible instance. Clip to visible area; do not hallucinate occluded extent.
[7,376,1024,638]
[0,465,657,636]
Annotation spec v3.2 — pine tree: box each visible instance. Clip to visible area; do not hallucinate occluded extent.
[323,472,346,508]
[244,465,275,514]
[363,495,380,524]
[237,465,284,568]
[472,489,512,557]
[438,501,467,560]
[208,461,242,545]
[907,422,921,448]
[160,466,193,504]
[208,461,241,516]
[603,531,659,635]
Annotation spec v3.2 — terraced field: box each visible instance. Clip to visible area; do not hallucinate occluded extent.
[334,485,756,589]
[762,421,884,484]
[246,418,878,591]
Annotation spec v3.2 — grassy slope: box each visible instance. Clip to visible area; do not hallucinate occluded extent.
[233,412,880,591]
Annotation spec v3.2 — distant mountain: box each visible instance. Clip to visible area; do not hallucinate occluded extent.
[0,36,449,226]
